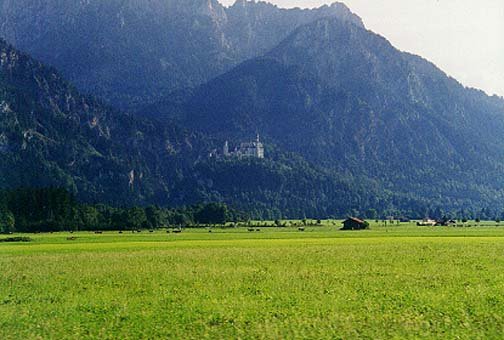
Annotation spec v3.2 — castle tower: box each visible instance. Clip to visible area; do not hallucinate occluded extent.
[223,141,229,156]
[255,134,264,159]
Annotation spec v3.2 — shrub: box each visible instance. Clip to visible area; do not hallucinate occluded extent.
[0,237,32,243]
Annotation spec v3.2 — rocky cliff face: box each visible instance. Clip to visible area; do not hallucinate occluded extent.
[0,38,205,205]
[0,0,363,108]
[225,1,363,60]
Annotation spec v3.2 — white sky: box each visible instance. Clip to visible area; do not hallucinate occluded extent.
[220,0,504,97]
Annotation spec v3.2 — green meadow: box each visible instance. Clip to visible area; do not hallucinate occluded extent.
[2,223,504,339]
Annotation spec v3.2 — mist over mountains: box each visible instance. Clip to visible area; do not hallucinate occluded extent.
[1,0,503,218]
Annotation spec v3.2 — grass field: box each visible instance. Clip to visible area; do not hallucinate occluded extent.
[2,223,504,339]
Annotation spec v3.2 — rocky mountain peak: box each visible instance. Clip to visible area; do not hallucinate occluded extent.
[198,0,228,21]
[0,0,366,108]
[323,2,364,28]
[228,1,364,28]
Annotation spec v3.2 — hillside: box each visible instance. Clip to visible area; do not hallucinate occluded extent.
[1,38,412,218]
[0,38,207,205]
[179,17,504,210]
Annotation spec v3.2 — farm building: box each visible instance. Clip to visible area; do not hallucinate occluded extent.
[417,218,437,226]
[341,217,368,230]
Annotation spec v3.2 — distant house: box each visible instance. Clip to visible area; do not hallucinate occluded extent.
[341,217,368,230]
[417,218,437,226]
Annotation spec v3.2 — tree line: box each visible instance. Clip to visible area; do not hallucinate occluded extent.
[0,188,245,233]
[2,188,504,234]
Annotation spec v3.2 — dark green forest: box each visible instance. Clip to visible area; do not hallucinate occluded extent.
[1,188,503,234]
[0,188,246,233]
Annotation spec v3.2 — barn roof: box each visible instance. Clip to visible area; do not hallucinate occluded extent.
[345,217,365,224]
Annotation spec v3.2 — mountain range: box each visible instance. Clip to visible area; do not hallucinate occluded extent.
[0,0,503,218]
[1,37,397,218]
[0,0,362,109]
[180,17,504,209]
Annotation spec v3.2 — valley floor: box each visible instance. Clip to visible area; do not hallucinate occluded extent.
[2,224,504,339]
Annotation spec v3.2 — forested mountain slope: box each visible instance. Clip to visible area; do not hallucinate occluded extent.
[180,17,504,209]
[2,1,504,216]
[0,38,410,218]
[0,38,206,205]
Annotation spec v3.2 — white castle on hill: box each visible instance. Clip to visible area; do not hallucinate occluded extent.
[222,134,265,159]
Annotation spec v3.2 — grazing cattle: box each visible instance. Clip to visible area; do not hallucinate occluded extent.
[298,227,305,231]
[255,228,261,232]
[94,231,103,234]
[173,229,182,233]
[248,228,255,232]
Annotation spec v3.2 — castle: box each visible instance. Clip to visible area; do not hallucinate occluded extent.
[219,134,265,159]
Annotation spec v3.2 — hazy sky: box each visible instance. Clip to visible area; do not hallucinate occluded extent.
[220,0,504,97]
